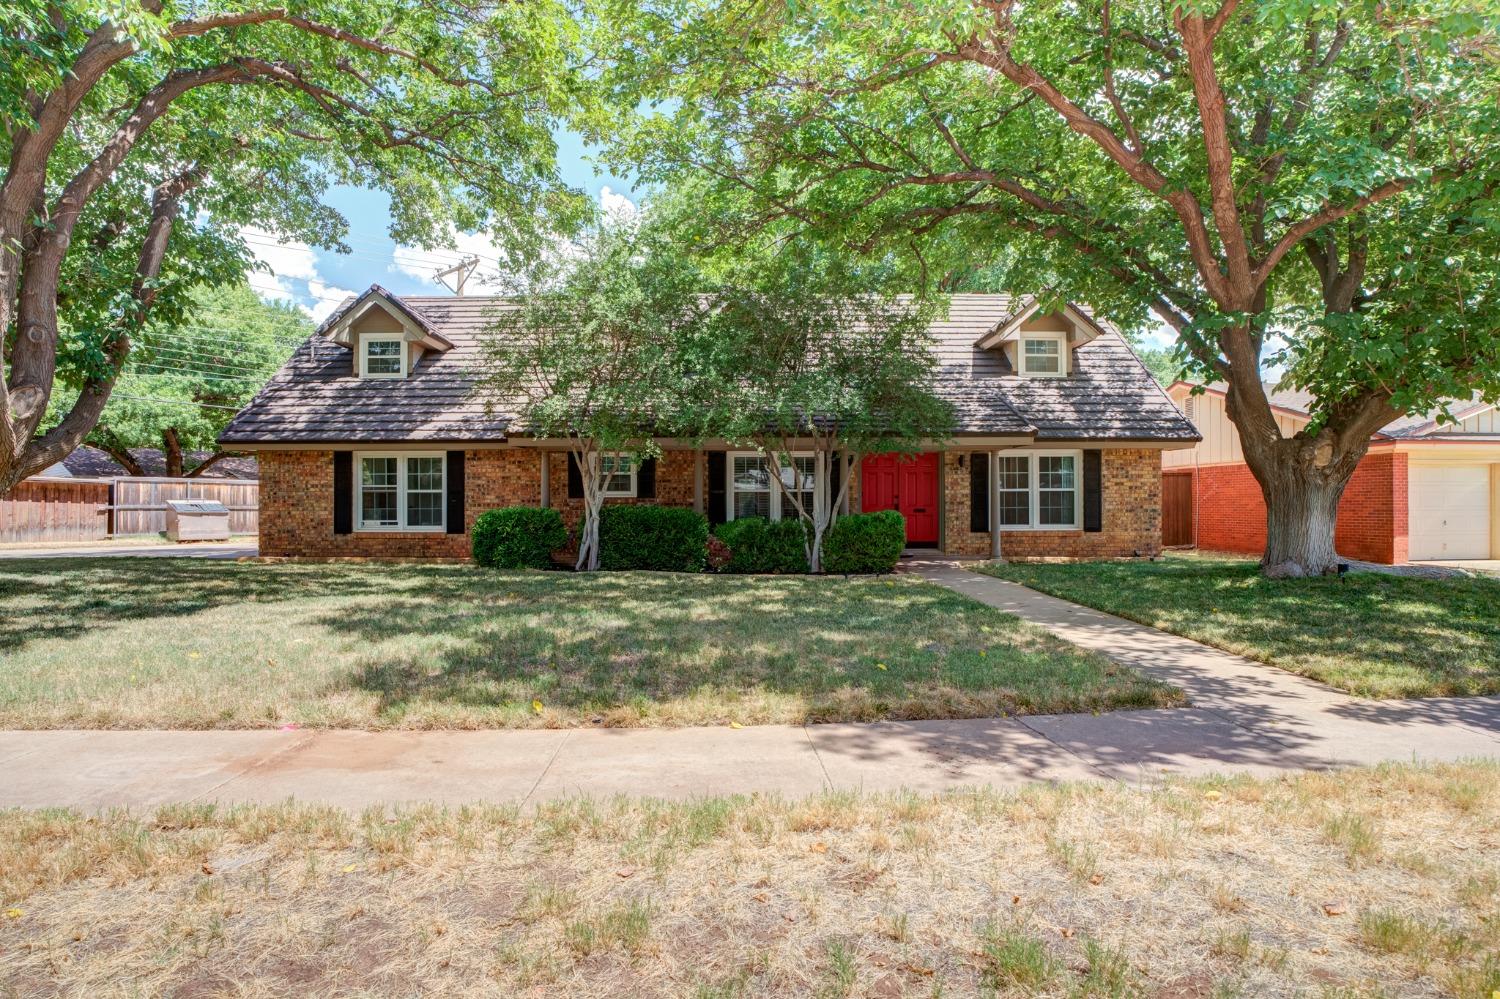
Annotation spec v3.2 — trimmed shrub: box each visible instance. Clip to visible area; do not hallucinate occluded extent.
[471,506,568,569]
[822,510,906,574]
[598,505,709,572]
[712,517,810,573]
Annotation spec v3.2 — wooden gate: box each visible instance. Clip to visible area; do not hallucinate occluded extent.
[1161,471,1194,547]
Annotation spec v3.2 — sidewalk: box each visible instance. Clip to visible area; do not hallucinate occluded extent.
[0,540,257,559]
[3,564,1497,810]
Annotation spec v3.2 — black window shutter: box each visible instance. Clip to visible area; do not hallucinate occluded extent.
[829,452,842,510]
[333,451,353,535]
[446,450,465,534]
[567,453,583,499]
[636,456,656,498]
[1083,449,1103,533]
[968,453,989,533]
[706,451,727,525]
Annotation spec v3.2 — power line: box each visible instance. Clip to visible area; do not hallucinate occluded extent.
[110,392,246,411]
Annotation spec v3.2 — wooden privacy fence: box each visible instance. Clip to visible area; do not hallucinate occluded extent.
[0,477,111,543]
[110,478,258,536]
[0,476,259,543]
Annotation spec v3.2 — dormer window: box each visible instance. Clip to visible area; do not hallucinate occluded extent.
[361,335,406,379]
[1019,332,1068,377]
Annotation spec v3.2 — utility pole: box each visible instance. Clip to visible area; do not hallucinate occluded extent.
[433,257,480,296]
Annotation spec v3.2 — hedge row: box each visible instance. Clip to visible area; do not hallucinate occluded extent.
[470,505,905,574]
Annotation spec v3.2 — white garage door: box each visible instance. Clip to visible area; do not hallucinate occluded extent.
[1409,464,1491,560]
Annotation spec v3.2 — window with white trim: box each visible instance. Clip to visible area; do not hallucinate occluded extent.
[357,453,445,531]
[360,335,406,378]
[729,452,817,520]
[1018,332,1067,377]
[993,450,1081,530]
[601,454,636,497]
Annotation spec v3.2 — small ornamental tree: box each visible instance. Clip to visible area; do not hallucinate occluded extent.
[1,0,586,495]
[706,250,954,573]
[476,220,711,570]
[602,0,1500,577]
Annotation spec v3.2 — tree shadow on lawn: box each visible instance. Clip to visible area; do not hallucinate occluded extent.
[0,558,510,655]
[311,572,1180,725]
[990,557,1500,698]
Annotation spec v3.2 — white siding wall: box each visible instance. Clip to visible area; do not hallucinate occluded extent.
[1163,386,1307,469]
[1454,408,1500,434]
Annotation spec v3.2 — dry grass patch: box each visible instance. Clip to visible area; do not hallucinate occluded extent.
[2,761,1498,997]
[0,558,1179,729]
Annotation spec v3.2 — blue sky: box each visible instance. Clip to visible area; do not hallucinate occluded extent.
[241,131,640,320]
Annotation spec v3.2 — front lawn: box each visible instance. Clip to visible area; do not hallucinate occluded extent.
[978,554,1500,698]
[0,559,1180,729]
[3,762,1496,996]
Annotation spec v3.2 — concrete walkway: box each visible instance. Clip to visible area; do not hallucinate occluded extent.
[3,563,1497,810]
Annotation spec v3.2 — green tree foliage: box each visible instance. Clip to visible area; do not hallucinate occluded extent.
[476,217,711,570]
[599,0,1500,575]
[2,0,589,492]
[81,283,308,476]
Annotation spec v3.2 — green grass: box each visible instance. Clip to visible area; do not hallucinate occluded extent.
[0,558,1182,729]
[975,553,1500,698]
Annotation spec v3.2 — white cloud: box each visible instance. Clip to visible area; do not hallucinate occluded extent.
[600,185,638,223]
[304,279,358,323]
[237,226,356,322]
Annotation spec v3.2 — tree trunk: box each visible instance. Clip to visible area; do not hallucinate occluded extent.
[572,446,606,572]
[1259,464,1349,577]
[163,427,184,477]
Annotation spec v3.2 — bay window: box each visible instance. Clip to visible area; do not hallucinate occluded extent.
[993,450,1081,530]
[357,453,446,531]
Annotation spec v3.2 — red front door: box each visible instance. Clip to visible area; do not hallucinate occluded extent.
[861,452,940,544]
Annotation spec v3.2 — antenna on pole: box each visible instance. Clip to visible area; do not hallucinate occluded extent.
[433,257,480,296]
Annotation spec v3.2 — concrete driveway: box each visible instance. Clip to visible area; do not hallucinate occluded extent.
[1411,558,1500,576]
[0,540,258,559]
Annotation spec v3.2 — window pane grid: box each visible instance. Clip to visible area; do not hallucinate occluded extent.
[364,338,403,375]
[995,453,1078,530]
[1022,337,1062,374]
[358,455,444,530]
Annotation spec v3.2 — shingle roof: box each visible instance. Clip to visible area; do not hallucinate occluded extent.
[222,290,1198,446]
[38,446,258,479]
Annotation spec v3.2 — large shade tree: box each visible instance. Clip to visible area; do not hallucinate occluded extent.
[601,0,1500,576]
[1,0,588,494]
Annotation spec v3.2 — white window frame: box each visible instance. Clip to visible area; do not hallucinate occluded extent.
[354,451,446,532]
[601,454,637,498]
[1018,331,1068,378]
[359,334,408,379]
[993,449,1083,531]
[726,451,819,521]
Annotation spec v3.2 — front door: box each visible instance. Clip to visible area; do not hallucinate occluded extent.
[861,452,940,545]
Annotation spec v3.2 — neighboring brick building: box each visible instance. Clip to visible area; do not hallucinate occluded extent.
[1165,382,1500,564]
[224,286,1199,560]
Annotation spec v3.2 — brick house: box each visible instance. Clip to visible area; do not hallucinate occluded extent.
[220,286,1199,560]
[1164,381,1500,564]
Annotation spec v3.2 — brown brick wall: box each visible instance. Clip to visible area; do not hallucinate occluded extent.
[941,448,1163,558]
[259,449,535,559]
